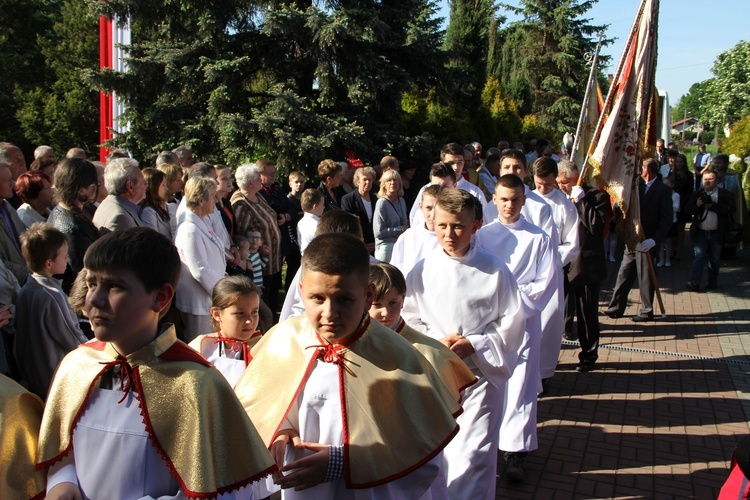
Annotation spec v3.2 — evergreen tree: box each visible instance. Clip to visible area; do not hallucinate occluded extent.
[0,0,56,150]
[495,0,609,139]
[16,0,99,156]
[93,0,446,175]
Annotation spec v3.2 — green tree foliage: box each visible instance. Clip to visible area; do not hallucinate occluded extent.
[671,80,710,125]
[722,115,750,161]
[15,0,99,156]
[0,0,55,150]
[494,0,609,139]
[443,0,499,112]
[702,40,750,129]
[94,0,446,176]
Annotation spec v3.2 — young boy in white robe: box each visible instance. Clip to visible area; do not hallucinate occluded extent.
[533,158,580,387]
[402,188,525,500]
[190,275,262,388]
[409,143,487,227]
[476,174,556,483]
[390,184,442,277]
[236,233,460,499]
[38,228,275,499]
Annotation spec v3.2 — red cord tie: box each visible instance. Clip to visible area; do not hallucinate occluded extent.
[307,342,347,364]
[213,335,252,366]
[100,358,135,404]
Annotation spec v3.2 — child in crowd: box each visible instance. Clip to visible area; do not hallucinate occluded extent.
[368,261,476,402]
[296,188,324,255]
[390,184,443,276]
[285,171,306,291]
[15,223,87,398]
[236,233,460,498]
[228,234,273,332]
[38,228,275,499]
[189,275,262,387]
[237,229,268,291]
[402,188,525,500]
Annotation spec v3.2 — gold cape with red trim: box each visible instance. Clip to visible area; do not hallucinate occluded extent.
[0,374,45,500]
[37,326,276,499]
[235,315,460,488]
[396,320,477,403]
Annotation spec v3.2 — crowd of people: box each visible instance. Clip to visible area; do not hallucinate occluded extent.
[0,137,743,499]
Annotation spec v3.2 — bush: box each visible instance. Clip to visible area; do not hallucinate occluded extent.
[699,130,715,145]
[721,115,750,160]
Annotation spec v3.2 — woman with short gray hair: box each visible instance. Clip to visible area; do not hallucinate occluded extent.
[174,176,225,341]
[341,167,377,253]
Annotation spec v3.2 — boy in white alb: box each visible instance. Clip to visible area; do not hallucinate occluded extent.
[476,175,556,482]
[236,233,460,499]
[409,143,487,226]
[297,188,324,255]
[533,158,580,386]
[38,228,275,499]
[390,184,442,277]
[483,149,557,236]
[402,188,525,500]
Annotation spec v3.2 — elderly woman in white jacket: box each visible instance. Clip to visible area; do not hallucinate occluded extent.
[174,176,226,342]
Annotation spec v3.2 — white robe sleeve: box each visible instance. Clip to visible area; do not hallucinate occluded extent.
[557,199,580,267]
[464,266,525,385]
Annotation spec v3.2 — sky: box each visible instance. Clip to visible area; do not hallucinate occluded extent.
[436,0,750,108]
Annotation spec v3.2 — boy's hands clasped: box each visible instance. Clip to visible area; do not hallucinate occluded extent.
[272,430,331,491]
[440,333,475,359]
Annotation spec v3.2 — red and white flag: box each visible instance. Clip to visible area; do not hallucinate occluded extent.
[99,14,130,162]
[586,0,659,250]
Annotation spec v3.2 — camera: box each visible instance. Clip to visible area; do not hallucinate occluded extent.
[699,191,713,206]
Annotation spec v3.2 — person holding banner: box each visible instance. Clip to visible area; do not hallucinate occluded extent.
[604,158,672,322]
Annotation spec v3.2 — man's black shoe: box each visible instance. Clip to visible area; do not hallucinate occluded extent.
[706,282,717,290]
[686,281,703,292]
[563,331,578,341]
[631,313,654,323]
[603,309,623,319]
[576,361,596,373]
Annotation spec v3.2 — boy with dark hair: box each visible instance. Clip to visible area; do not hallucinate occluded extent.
[409,143,488,226]
[403,188,525,499]
[15,223,87,398]
[38,227,275,499]
[236,233,459,498]
[280,210,363,321]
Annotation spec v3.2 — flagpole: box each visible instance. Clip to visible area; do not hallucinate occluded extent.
[579,0,649,183]
[570,39,602,167]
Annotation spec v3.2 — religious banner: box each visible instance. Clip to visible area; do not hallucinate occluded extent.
[586,0,660,250]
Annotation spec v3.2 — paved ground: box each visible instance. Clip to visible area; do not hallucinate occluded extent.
[496,242,750,499]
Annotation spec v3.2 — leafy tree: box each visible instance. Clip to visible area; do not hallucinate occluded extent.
[722,114,750,161]
[671,80,710,125]
[701,40,750,129]
[494,0,609,139]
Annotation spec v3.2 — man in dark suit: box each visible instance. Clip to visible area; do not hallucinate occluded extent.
[558,163,610,372]
[684,169,734,291]
[605,158,673,322]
